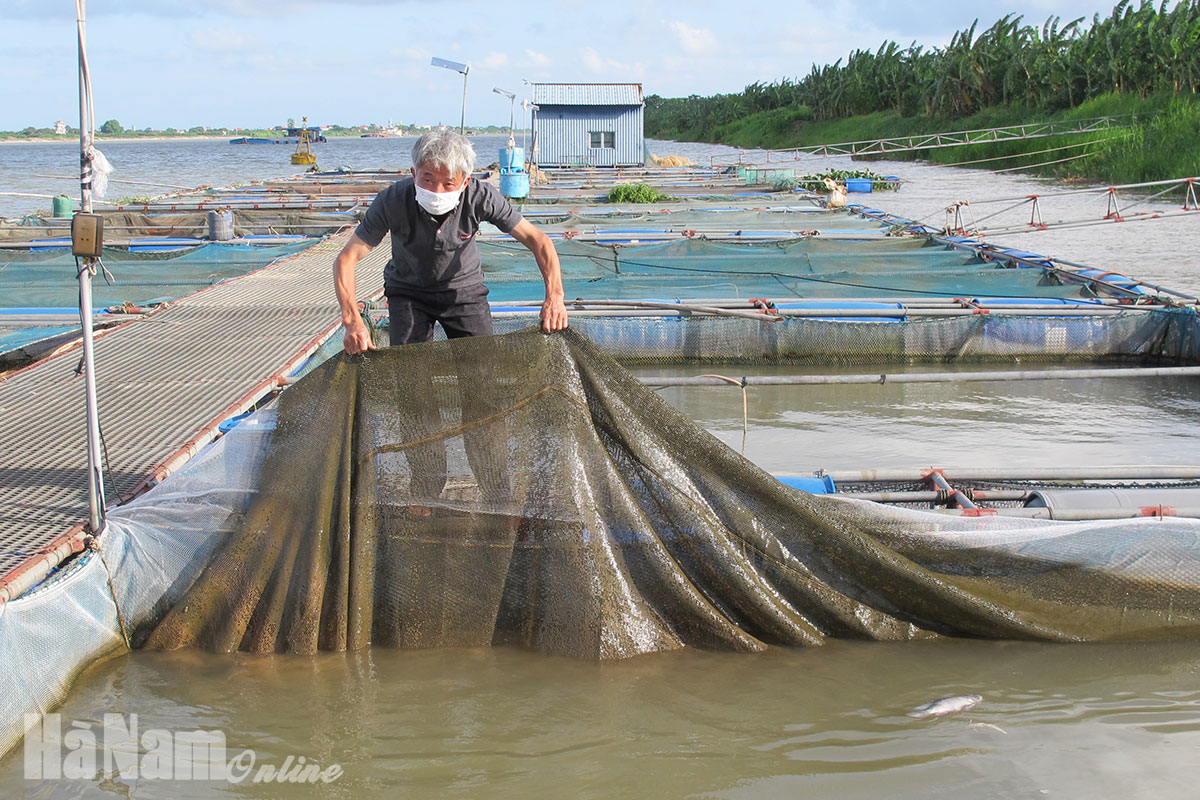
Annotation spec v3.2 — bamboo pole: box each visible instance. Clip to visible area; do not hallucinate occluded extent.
[935,506,1200,520]
[837,489,1033,502]
[566,298,783,322]
[792,466,1200,483]
[491,306,1150,319]
[0,237,316,249]
[644,365,1200,388]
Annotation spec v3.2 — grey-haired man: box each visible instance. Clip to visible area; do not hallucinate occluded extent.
[333,129,567,351]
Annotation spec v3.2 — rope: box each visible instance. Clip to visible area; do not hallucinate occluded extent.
[921,137,1119,169]
[87,535,131,650]
[948,176,1200,206]
[988,150,1097,174]
[974,206,1200,237]
[31,174,195,191]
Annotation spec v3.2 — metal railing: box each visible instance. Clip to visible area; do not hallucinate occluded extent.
[710,115,1138,164]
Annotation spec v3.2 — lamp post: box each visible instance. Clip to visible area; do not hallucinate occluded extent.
[522,100,539,164]
[76,0,106,535]
[431,56,470,134]
[492,87,515,147]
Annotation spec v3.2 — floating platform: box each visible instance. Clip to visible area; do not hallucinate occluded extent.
[0,234,388,593]
[2,166,1199,594]
[3,160,1200,760]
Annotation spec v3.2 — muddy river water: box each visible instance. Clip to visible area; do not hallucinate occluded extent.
[3,138,1200,798]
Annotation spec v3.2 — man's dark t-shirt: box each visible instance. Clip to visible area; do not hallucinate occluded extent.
[354,177,522,294]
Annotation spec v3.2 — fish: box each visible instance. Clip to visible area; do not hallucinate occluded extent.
[908,694,983,718]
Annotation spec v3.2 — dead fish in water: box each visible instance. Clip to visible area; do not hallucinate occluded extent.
[908,694,983,718]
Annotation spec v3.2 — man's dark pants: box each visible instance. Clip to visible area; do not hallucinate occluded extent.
[387,284,511,507]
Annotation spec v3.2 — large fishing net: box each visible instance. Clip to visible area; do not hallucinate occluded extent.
[143,327,1200,658]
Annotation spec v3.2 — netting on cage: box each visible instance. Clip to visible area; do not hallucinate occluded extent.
[477,238,1087,303]
[519,208,886,234]
[143,326,1200,659]
[0,240,316,308]
[0,211,353,243]
[489,308,1189,365]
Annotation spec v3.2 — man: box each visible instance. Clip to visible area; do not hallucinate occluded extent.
[334,129,567,351]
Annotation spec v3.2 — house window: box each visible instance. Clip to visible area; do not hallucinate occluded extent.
[589,131,615,149]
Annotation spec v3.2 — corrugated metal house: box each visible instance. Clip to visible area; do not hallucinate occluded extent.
[531,83,644,168]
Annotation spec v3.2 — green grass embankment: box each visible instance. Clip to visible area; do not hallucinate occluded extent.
[707,92,1200,186]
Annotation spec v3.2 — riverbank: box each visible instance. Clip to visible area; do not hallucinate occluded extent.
[654,92,1200,187]
[0,135,230,145]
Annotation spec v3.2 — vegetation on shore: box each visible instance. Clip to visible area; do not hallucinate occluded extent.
[645,0,1200,184]
[0,121,524,142]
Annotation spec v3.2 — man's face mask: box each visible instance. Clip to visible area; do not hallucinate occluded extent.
[414,183,464,215]
[412,164,468,215]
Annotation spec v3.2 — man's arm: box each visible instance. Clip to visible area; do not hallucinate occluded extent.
[508,218,568,332]
[333,232,377,353]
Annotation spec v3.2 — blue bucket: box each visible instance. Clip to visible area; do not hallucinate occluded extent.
[499,172,530,199]
[499,146,525,172]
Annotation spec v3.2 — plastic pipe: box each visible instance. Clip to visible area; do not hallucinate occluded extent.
[643,365,1200,387]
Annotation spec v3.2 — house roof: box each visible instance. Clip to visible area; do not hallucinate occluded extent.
[531,83,643,106]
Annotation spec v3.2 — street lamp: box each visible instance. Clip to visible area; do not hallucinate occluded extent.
[521,99,538,160]
[492,87,515,146]
[430,56,469,134]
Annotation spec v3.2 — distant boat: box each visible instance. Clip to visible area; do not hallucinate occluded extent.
[361,127,404,138]
[286,126,326,143]
[231,126,326,146]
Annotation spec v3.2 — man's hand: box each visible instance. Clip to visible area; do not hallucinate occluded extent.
[333,233,377,353]
[541,295,568,333]
[511,219,569,334]
[343,318,376,354]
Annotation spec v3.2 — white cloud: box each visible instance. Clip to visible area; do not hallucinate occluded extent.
[522,49,551,68]
[774,21,856,66]
[403,46,432,61]
[667,21,718,56]
[190,25,259,52]
[479,51,510,69]
[579,46,623,74]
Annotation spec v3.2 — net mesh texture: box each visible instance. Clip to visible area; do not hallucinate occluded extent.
[0,241,317,309]
[476,238,1085,303]
[141,327,1200,659]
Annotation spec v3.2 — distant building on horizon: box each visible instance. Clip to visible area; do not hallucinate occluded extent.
[54,120,66,135]
[530,83,644,168]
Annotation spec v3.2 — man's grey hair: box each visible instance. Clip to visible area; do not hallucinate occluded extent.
[411,130,476,178]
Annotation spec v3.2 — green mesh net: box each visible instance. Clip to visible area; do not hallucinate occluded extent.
[477,238,1085,303]
[142,327,1200,658]
[0,241,317,308]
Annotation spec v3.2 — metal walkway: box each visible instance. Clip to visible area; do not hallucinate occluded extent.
[710,115,1135,163]
[0,231,386,584]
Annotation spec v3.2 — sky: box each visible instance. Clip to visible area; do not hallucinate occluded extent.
[1,0,1132,131]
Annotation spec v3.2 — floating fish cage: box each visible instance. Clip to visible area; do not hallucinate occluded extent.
[4,162,1200,763]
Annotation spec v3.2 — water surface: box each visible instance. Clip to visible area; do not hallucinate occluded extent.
[8,640,1200,798]
[3,137,1199,798]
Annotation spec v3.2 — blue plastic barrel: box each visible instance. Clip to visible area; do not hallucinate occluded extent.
[499,146,525,172]
[844,178,873,193]
[499,172,530,199]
